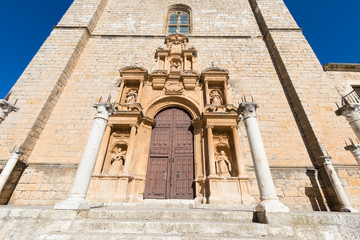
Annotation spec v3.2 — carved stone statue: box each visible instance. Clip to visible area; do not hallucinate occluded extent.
[216,151,232,177]
[109,147,127,174]
[125,89,137,104]
[210,90,222,105]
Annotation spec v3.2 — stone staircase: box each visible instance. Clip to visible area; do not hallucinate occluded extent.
[0,203,359,239]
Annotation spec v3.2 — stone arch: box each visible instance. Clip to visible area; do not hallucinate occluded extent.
[145,96,201,120]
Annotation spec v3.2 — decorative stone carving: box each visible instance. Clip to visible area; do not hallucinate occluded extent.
[125,89,138,104]
[170,59,182,72]
[216,151,232,177]
[336,102,360,139]
[237,102,259,119]
[114,103,142,112]
[109,147,127,174]
[210,90,223,105]
[165,82,184,95]
[204,104,237,113]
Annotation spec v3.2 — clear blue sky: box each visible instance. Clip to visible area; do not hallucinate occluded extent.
[1,0,359,98]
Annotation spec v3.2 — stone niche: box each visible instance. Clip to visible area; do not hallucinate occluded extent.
[87,33,252,205]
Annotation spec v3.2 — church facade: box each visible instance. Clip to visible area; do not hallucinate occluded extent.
[0,0,360,212]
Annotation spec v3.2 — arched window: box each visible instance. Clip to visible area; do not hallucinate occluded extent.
[167,5,191,34]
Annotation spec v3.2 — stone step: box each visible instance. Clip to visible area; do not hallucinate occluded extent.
[80,208,256,222]
[39,232,298,240]
[68,219,269,236]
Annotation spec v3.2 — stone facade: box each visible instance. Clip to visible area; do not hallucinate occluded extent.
[0,0,359,213]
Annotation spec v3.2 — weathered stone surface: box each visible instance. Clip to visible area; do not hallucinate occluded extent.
[0,206,359,240]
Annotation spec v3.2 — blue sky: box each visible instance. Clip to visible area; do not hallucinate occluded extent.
[0,0,359,98]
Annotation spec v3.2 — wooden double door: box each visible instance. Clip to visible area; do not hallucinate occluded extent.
[144,107,194,199]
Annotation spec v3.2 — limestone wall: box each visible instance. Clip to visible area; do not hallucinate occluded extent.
[1,0,359,211]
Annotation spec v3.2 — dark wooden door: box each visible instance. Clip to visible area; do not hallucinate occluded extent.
[144,108,194,199]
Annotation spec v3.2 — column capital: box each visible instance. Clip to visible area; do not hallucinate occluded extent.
[206,125,214,129]
[93,102,115,121]
[237,102,259,120]
[345,144,360,155]
[9,149,24,158]
[319,155,332,166]
[335,103,360,122]
[0,99,19,123]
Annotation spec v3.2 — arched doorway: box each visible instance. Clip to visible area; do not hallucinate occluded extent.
[144,107,194,199]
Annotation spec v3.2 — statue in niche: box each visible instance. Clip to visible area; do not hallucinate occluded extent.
[216,151,232,177]
[210,90,223,105]
[125,89,137,104]
[109,147,127,174]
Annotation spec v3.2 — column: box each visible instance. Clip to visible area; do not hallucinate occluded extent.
[0,99,19,124]
[123,125,137,174]
[238,102,289,213]
[115,80,125,103]
[231,126,245,177]
[320,156,358,212]
[137,81,143,103]
[344,144,360,166]
[206,126,216,177]
[336,103,360,139]
[0,150,23,192]
[223,83,230,105]
[54,102,115,210]
[204,81,210,105]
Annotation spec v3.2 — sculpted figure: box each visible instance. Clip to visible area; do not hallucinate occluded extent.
[210,90,222,105]
[125,89,137,104]
[109,147,127,174]
[216,151,232,177]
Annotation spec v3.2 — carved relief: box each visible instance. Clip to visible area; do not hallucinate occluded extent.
[170,58,182,72]
[216,151,232,177]
[165,82,184,95]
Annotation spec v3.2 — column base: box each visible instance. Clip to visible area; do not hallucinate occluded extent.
[54,198,92,210]
[340,206,358,213]
[255,199,289,213]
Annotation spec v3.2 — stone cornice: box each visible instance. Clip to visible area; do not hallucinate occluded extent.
[323,63,360,72]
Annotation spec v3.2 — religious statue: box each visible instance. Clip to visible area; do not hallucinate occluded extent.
[109,147,127,174]
[125,89,137,104]
[210,90,222,105]
[216,151,232,177]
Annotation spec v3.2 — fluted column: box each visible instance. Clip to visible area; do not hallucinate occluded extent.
[55,102,115,210]
[0,99,19,124]
[206,126,216,176]
[336,103,360,139]
[238,102,289,213]
[0,150,24,192]
[320,156,357,212]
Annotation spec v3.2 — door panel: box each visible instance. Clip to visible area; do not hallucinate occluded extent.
[144,107,194,199]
